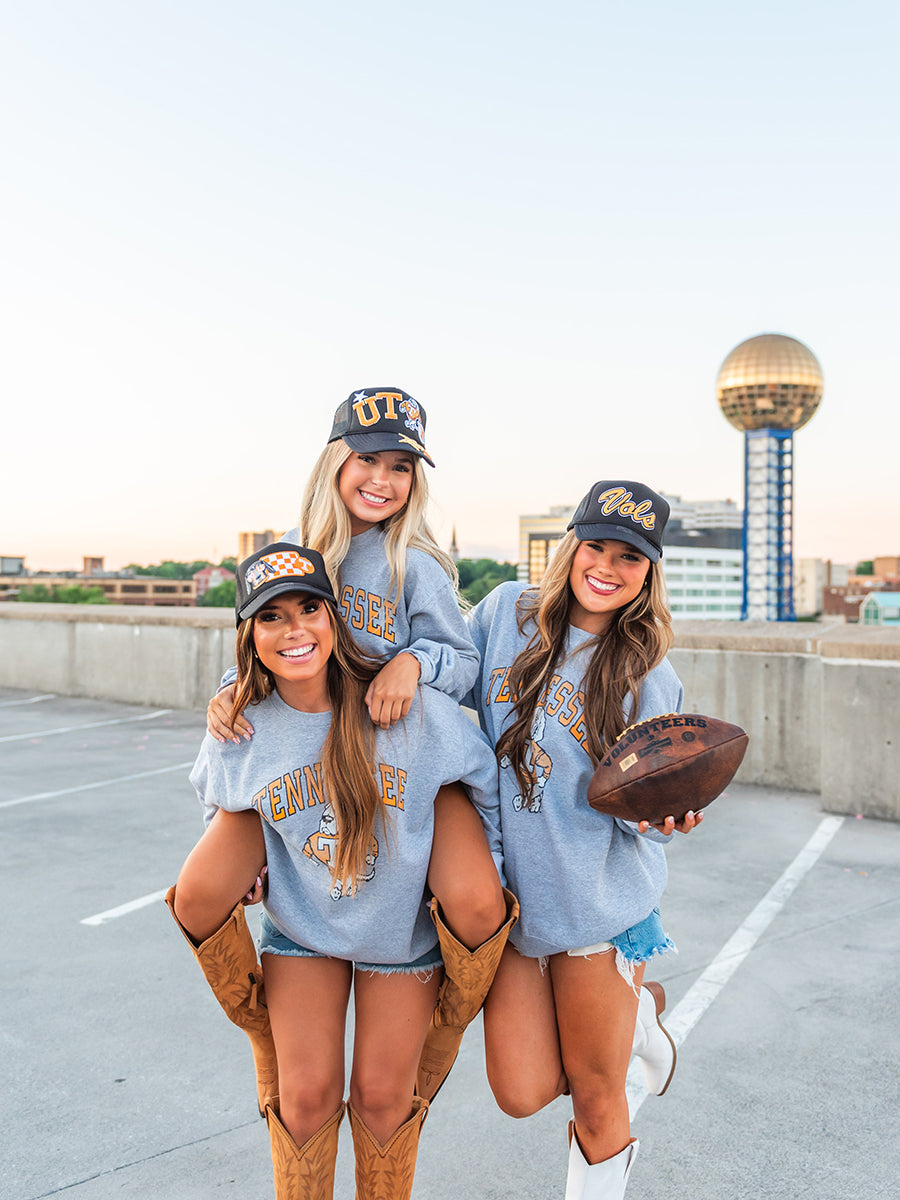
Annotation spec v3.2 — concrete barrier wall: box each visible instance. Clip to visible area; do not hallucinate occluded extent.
[1,606,897,820]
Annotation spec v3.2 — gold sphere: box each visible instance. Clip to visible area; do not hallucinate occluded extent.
[716,333,823,432]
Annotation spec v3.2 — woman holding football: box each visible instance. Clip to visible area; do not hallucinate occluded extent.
[466,480,702,1200]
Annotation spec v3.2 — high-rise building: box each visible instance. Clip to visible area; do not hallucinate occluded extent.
[238,530,279,562]
[517,505,576,583]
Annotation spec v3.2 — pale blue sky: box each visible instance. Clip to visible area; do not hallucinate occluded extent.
[2,0,897,569]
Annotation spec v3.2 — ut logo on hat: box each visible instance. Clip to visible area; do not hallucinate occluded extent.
[328,387,435,466]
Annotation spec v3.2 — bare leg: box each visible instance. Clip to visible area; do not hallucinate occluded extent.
[351,966,440,1142]
[263,952,352,1147]
[428,783,504,949]
[551,950,644,1165]
[174,808,267,942]
[483,943,568,1116]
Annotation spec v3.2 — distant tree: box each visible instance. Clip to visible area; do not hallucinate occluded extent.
[17,584,108,604]
[218,557,238,573]
[198,579,237,607]
[16,584,54,602]
[856,561,874,575]
[456,558,517,606]
[125,560,212,579]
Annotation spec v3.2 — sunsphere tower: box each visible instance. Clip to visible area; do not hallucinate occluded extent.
[716,333,824,621]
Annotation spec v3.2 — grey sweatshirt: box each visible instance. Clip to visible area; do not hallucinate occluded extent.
[282,524,478,700]
[466,581,684,958]
[191,685,502,964]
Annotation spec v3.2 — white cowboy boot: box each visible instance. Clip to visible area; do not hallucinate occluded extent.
[631,981,676,1096]
[565,1123,639,1200]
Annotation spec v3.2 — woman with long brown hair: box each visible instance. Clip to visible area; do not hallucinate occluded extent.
[466,481,703,1200]
[167,542,503,1200]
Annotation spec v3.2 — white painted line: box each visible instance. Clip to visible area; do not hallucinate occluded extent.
[0,708,173,743]
[627,814,844,1116]
[0,693,57,707]
[81,888,169,925]
[0,761,195,809]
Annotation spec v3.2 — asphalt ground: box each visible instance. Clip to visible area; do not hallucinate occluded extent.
[1,686,897,1200]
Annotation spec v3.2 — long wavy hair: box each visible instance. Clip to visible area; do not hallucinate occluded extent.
[298,440,459,599]
[495,530,673,806]
[231,596,386,895]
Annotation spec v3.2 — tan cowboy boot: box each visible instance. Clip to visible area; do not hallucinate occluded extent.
[417,887,519,1102]
[165,886,278,1114]
[348,1096,428,1200]
[266,1102,344,1200]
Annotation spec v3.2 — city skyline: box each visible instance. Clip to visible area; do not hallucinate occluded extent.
[2,2,897,572]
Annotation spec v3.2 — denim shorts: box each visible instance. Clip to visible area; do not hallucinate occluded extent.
[258,911,443,977]
[563,907,675,989]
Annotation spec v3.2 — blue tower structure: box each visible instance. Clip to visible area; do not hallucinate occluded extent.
[716,334,824,622]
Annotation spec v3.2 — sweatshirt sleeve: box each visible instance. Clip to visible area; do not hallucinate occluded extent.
[189,735,255,827]
[401,559,480,701]
[189,738,220,827]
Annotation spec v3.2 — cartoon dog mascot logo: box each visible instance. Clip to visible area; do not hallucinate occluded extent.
[499,705,552,813]
[302,803,379,900]
[399,397,425,441]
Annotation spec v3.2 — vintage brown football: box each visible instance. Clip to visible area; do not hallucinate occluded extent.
[588,713,748,824]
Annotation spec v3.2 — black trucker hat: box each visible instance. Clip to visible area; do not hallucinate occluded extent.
[567,481,669,562]
[236,543,336,625]
[327,387,434,466]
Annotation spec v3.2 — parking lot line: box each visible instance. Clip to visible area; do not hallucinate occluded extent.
[0,708,173,743]
[81,889,170,925]
[0,761,196,810]
[627,814,844,1115]
[0,693,57,707]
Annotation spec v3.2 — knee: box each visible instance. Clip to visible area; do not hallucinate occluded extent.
[436,877,506,948]
[487,1068,565,1120]
[278,1064,342,1130]
[172,869,235,937]
[349,1069,411,1121]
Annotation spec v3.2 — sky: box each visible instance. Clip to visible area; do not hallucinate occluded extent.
[2,0,897,571]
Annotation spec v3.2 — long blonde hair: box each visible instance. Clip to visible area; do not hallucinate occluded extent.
[298,440,458,599]
[231,598,387,895]
[495,530,673,806]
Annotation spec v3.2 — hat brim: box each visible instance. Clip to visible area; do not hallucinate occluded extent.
[570,522,662,562]
[342,431,435,467]
[237,580,337,625]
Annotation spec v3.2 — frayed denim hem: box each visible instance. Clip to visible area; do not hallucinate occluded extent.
[357,961,442,981]
[611,937,677,992]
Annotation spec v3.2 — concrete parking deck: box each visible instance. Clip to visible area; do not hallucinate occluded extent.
[1,686,897,1200]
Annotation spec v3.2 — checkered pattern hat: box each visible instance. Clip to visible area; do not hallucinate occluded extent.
[236,542,336,624]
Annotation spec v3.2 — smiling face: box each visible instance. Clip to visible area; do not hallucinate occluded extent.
[338,448,415,535]
[252,591,334,710]
[567,538,652,635]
